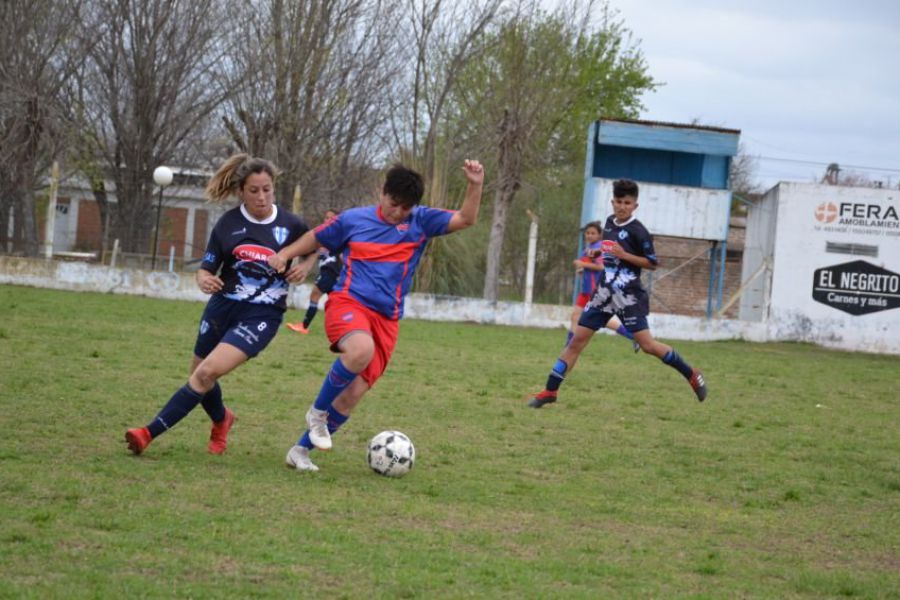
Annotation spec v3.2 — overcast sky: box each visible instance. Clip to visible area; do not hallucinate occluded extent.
[607,0,900,190]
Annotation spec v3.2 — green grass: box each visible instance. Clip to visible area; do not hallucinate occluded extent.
[1,284,898,598]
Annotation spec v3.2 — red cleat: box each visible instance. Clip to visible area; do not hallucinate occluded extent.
[528,390,558,409]
[286,322,309,334]
[125,427,152,455]
[208,408,235,454]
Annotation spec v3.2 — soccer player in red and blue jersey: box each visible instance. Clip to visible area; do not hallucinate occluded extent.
[529,178,707,409]
[270,160,485,472]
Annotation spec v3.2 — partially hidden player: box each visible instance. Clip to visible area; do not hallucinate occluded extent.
[530,178,707,408]
[285,208,342,334]
[269,160,485,472]
[124,154,315,455]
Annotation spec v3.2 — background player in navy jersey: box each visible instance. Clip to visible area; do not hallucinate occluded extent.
[269,160,484,472]
[569,220,639,352]
[286,208,342,334]
[529,178,707,409]
[124,154,314,455]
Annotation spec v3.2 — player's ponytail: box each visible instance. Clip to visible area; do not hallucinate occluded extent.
[205,154,278,202]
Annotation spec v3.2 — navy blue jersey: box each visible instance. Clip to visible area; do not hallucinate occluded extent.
[583,215,658,319]
[316,246,342,278]
[200,205,308,311]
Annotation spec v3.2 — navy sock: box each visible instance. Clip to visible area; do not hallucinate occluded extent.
[303,301,319,327]
[662,349,693,379]
[312,359,358,411]
[615,324,634,340]
[200,382,225,423]
[148,384,203,438]
[298,406,349,450]
[545,358,568,392]
[298,431,314,450]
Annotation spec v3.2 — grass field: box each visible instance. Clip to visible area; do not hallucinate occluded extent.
[1,284,898,598]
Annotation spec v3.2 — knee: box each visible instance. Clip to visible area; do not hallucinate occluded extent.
[190,363,220,392]
[341,334,375,371]
[569,330,592,352]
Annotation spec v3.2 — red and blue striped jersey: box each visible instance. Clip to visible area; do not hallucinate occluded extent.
[314,204,454,319]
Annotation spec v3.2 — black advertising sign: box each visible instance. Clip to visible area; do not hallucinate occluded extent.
[812,260,900,316]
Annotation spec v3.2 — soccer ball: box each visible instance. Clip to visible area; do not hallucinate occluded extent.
[367,430,415,478]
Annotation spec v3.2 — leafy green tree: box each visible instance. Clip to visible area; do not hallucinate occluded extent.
[445,0,656,301]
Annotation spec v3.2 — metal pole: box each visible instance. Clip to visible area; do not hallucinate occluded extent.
[151,187,163,270]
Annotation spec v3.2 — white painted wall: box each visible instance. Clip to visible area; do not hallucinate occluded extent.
[0,256,768,347]
[583,178,731,240]
[741,182,900,354]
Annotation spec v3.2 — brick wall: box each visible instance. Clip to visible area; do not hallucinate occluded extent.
[645,219,745,318]
[158,207,187,258]
[192,209,208,259]
[76,200,102,252]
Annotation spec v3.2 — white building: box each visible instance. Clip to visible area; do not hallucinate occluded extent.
[740,182,899,354]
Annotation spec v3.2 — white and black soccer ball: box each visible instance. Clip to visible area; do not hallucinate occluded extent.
[367,430,415,478]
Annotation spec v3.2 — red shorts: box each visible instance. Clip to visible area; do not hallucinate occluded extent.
[324,292,398,388]
[575,292,592,308]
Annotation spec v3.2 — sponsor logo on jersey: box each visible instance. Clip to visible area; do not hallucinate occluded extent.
[341,311,355,322]
[233,244,274,262]
[396,223,409,232]
[618,230,628,240]
[203,251,216,264]
[231,227,247,236]
[199,320,209,335]
[272,226,288,245]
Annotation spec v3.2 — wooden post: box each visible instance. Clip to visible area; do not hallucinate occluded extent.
[43,161,60,259]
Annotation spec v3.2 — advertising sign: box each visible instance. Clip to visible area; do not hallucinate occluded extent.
[812,260,900,316]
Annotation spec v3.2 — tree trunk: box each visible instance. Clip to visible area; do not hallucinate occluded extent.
[482,185,515,301]
[483,108,523,301]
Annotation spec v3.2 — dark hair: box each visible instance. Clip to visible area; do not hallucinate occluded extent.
[612,179,639,199]
[582,221,602,235]
[383,164,424,207]
[206,154,278,202]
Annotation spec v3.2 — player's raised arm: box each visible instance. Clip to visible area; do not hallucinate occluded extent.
[268,229,321,273]
[448,159,485,233]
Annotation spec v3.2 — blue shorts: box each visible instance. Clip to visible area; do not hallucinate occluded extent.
[194,295,283,359]
[577,286,650,334]
[314,271,338,294]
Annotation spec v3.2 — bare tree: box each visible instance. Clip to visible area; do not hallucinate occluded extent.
[221,0,402,219]
[0,0,86,255]
[393,0,500,181]
[70,0,229,254]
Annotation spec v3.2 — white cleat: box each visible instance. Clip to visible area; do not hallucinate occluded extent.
[305,407,332,450]
[285,445,319,472]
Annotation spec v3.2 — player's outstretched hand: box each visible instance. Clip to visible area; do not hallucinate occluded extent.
[267,253,287,274]
[284,263,309,284]
[462,159,484,185]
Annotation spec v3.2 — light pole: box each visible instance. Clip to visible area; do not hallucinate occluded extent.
[151,166,173,270]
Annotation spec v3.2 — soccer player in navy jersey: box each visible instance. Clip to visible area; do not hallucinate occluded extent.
[569,220,639,351]
[124,154,315,456]
[269,160,485,472]
[529,178,707,409]
[286,209,342,334]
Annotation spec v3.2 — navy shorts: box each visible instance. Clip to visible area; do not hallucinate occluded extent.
[194,295,283,359]
[314,271,338,294]
[577,286,650,334]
